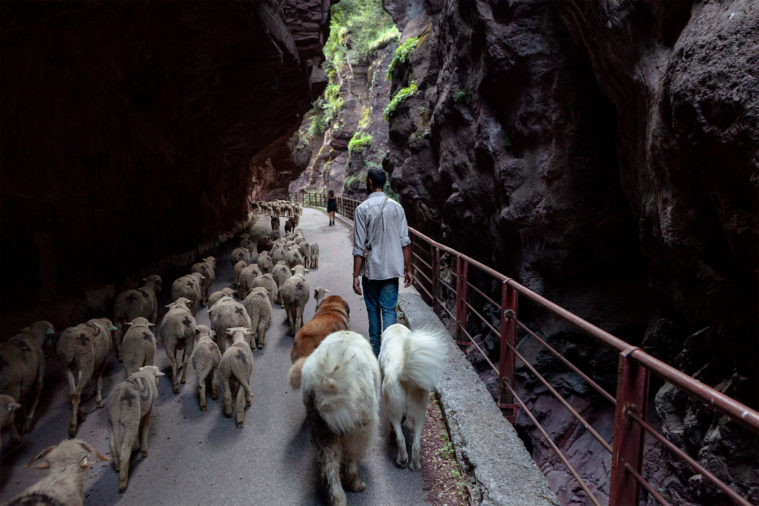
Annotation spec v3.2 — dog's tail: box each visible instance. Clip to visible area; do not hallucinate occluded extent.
[401,327,448,391]
[288,357,307,389]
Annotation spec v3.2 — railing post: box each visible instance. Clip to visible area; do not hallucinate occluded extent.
[498,281,519,423]
[432,246,440,315]
[455,257,468,346]
[610,348,649,506]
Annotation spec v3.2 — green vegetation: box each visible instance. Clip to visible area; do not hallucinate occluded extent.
[384,81,418,120]
[503,132,513,149]
[387,36,420,80]
[453,89,467,104]
[324,0,400,69]
[348,133,373,154]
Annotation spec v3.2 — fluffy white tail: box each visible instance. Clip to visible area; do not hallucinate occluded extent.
[399,327,447,391]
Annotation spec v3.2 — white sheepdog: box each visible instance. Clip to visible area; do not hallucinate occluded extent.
[379,323,448,470]
[300,330,380,506]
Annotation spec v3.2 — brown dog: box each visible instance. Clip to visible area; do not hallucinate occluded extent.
[288,295,350,389]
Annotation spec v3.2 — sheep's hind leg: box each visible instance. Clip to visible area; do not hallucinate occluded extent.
[139,408,151,457]
[197,369,208,411]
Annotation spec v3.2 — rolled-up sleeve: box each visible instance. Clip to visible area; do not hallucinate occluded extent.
[352,206,367,256]
[399,206,411,247]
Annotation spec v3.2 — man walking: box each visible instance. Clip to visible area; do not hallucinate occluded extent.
[352,169,413,356]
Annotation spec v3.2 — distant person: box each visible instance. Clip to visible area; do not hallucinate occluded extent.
[352,169,413,356]
[327,189,337,226]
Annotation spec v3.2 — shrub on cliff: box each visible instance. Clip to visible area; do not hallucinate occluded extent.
[387,37,419,80]
[384,82,418,120]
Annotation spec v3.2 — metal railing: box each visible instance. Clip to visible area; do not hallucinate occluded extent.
[293,192,759,505]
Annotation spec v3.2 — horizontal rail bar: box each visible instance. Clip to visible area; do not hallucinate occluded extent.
[630,350,759,432]
[463,277,501,309]
[626,410,751,505]
[438,301,455,322]
[461,298,500,339]
[439,277,456,295]
[506,383,602,506]
[414,279,433,301]
[412,252,433,271]
[507,342,613,454]
[458,325,498,373]
[415,267,433,285]
[517,320,616,406]
[623,463,672,506]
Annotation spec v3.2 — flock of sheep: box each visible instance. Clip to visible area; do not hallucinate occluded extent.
[0,200,328,503]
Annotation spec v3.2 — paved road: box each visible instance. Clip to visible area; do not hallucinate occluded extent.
[1,207,427,505]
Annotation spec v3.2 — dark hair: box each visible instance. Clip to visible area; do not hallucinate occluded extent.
[328,190,334,197]
[367,169,386,189]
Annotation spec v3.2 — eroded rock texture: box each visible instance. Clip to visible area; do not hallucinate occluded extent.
[0,0,331,334]
[383,0,758,502]
[288,43,397,199]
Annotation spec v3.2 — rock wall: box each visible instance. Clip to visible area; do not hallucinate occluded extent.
[382,0,758,502]
[288,43,397,199]
[0,0,331,334]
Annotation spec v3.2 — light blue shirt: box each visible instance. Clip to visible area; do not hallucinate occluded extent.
[352,192,411,280]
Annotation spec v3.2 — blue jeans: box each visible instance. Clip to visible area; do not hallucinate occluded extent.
[362,277,399,356]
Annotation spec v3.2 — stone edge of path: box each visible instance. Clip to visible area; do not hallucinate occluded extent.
[399,289,559,506]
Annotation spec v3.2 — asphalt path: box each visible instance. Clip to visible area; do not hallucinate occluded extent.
[0,207,428,505]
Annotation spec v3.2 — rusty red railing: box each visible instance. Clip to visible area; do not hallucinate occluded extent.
[293,192,759,505]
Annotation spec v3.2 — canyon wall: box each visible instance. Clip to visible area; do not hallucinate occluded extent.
[0,0,331,334]
[382,0,758,503]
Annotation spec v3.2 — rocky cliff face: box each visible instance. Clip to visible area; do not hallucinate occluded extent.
[383,0,758,502]
[0,0,331,334]
[288,42,397,199]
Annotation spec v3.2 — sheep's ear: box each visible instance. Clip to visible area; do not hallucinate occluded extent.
[20,326,30,333]
[126,321,135,327]
[77,441,110,462]
[226,329,234,335]
[8,402,21,412]
[46,327,56,335]
[165,303,174,308]
[108,324,117,332]
[26,445,57,468]
[245,329,253,335]
[155,371,165,377]
[147,323,155,327]
[141,277,147,283]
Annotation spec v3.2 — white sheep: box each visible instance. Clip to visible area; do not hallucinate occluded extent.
[309,242,320,269]
[233,259,248,286]
[105,366,163,493]
[171,272,204,315]
[237,263,263,299]
[0,320,54,435]
[231,247,251,264]
[314,287,330,309]
[282,273,310,335]
[243,287,272,350]
[7,439,109,505]
[285,247,304,269]
[270,244,285,264]
[190,325,221,412]
[57,319,112,437]
[209,296,253,353]
[209,287,235,308]
[257,251,274,274]
[159,298,197,394]
[190,256,216,306]
[0,394,22,451]
[113,275,162,337]
[297,240,310,264]
[121,317,156,379]
[251,273,279,307]
[219,328,254,427]
[271,260,292,306]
